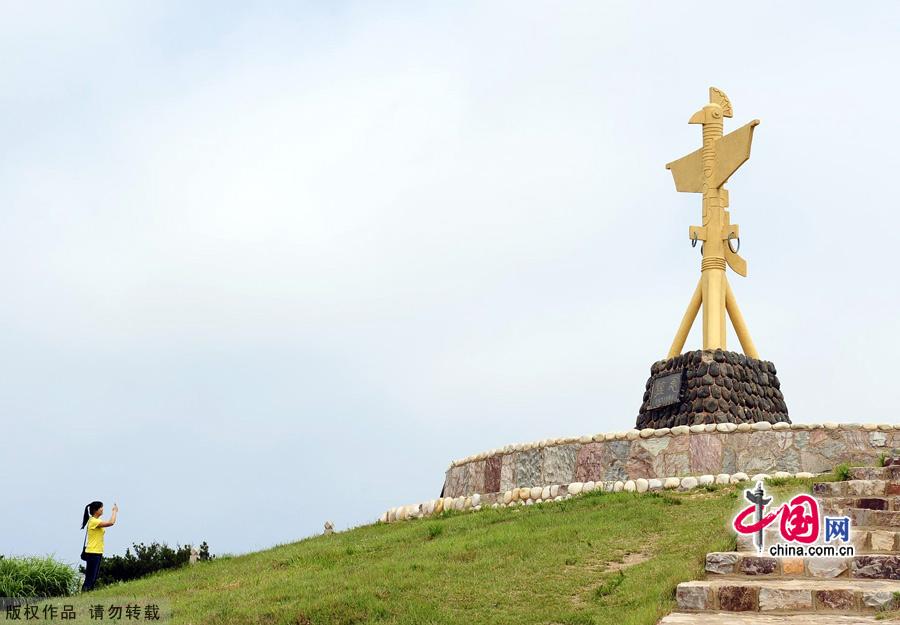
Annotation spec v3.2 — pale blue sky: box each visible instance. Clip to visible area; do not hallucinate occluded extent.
[3,1,900,560]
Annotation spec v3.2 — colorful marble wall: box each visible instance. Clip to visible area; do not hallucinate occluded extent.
[441,422,899,498]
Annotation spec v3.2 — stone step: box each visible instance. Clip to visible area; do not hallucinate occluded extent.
[706,553,900,580]
[823,496,900,513]
[676,578,900,612]
[659,613,888,624]
[849,466,900,481]
[857,527,900,551]
[847,508,900,528]
[813,480,900,498]
[738,530,861,553]
[737,527,900,554]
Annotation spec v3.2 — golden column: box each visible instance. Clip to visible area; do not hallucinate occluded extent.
[666,87,760,360]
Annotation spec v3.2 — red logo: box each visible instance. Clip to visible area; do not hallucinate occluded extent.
[734,493,819,543]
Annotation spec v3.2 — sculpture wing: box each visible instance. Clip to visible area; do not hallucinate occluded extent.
[712,120,759,188]
[666,147,703,193]
[725,246,748,277]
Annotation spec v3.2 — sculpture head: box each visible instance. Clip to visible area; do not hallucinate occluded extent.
[688,86,733,125]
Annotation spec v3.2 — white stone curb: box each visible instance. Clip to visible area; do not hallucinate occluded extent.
[378,471,827,524]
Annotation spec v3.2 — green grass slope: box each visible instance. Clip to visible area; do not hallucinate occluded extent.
[72,485,771,625]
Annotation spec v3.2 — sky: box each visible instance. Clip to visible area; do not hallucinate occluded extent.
[3,1,900,560]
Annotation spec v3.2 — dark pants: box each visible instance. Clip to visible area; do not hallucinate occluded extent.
[82,554,102,591]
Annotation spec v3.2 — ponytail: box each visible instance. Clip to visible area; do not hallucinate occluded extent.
[81,501,103,529]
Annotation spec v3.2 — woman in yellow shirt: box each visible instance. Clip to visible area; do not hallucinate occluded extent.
[80,500,118,591]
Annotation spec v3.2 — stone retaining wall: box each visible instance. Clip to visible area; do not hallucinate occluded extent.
[441,422,900,499]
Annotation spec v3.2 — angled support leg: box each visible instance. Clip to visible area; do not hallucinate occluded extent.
[725,279,760,359]
[667,279,703,358]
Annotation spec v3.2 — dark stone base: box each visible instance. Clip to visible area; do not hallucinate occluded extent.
[636,349,789,430]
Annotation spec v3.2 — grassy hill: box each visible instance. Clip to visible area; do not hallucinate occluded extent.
[63,482,815,625]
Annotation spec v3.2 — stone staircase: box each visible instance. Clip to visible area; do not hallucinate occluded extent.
[659,465,900,623]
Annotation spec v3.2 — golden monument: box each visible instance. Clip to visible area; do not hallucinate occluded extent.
[666,87,759,359]
[634,87,788,430]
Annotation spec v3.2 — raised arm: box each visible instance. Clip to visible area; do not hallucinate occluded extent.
[98,503,118,528]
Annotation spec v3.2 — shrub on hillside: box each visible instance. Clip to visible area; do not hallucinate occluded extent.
[0,555,80,600]
[833,462,852,482]
[197,541,213,562]
[79,541,214,588]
